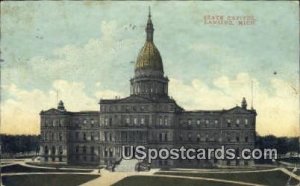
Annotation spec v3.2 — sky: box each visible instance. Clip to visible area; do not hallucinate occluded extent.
[1,1,299,136]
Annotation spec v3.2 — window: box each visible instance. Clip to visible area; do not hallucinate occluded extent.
[75,146,79,153]
[164,117,168,126]
[44,146,49,155]
[126,117,130,124]
[236,136,240,142]
[205,120,209,124]
[188,133,192,141]
[245,136,249,142]
[104,132,108,141]
[227,119,231,127]
[83,146,86,154]
[236,119,240,126]
[196,120,200,125]
[188,119,192,125]
[90,146,94,154]
[83,119,87,124]
[59,146,63,155]
[159,133,163,142]
[109,133,112,141]
[159,118,163,125]
[75,132,79,140]
[164,133,168,141]
[83,133,87,141]
[141,118,145,125]
[91,133,94,141]
[104,148,108,157]
[245,119,249,125]
[105,118,108,126]
[134,118,138,125]
[215,120,218,124]
[59,133,63,141]
[197,134,200,142]
[59,119,63,127]
[91,119,95,124]
[179,135,183,141]
[109,148,113,157]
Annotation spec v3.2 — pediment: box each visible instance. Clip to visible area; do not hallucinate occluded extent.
[224,106,253,114]
[40,108,66,115]
[118,95,154,103]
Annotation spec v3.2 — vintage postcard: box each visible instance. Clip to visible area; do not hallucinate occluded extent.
[0,1,299,186]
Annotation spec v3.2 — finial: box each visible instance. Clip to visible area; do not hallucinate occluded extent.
[241,97,247,109]
[148,6,151,18]
[145,6,154,42]
[57,100,66,111]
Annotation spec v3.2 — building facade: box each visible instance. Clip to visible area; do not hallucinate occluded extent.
[39,11,257,168]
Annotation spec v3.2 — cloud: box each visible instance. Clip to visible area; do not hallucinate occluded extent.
[169,73,299,137]
[2,73,298,137]
[1,80,122,135]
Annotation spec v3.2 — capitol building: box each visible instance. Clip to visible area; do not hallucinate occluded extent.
[39,10,257,168]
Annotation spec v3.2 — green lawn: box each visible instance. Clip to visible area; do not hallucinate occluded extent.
[113,176,244,186]
[156,170,299,186]
[3,174,99,186]
[2,164,92,173]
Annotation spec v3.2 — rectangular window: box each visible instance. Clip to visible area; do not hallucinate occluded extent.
[141,117,145,125]
[236,119,240,126]
[196,120,200,125]
[126,117,130,124]
[227,119,231,127]
[188,119,192,125]
[104,132,108,141]
[188,133,192,141]
[159,133,163,142]
[75,132,79,140]
[134,118,138,125]
[159,118,163,125]
[164,133,168,141]
[91,133,94,141]
[90,146,94,154]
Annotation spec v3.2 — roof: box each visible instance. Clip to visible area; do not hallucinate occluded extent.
[135,41,163,72]
[183,106,257,115]
[40,108,99,116]
[99,95,177,104]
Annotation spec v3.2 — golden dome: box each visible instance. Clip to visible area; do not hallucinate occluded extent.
[135,41,163,72]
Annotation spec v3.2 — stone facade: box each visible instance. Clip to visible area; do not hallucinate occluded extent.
[39,11,256,167]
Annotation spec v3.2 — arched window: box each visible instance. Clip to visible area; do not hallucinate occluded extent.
[59,146,63,155]
[51,146,56,155]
